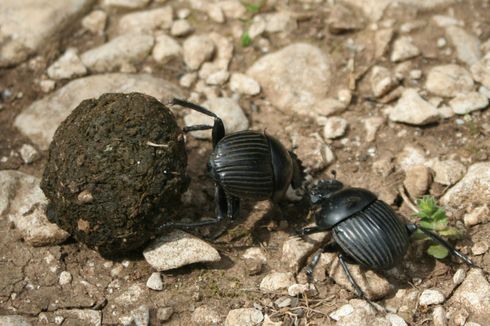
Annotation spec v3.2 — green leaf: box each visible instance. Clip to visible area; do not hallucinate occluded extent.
[241,0,264,13]
[418,218,447,231]
[427,244,449,259]
[438,227,465,239]
[241,31,252,47]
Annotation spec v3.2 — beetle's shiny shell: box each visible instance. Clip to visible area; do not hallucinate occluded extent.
[332,200,410,270]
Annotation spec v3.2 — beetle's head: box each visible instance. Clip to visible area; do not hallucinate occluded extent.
[309,179,344,204]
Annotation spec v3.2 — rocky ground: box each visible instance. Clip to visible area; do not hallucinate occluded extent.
[1,0,490,325]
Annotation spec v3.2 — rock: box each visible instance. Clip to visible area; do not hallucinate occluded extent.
[291,133,334,173]
[329,304,354,321]
[307,98,348,118]
[419,289,445,306]
[152,34,181,64]
[287,283,317,297]
[192,305,221,325]
[425,65,474,97]
[59,271,72,286]
[115,284,146,306]
[433,306,447,326]
[480,86,490,99]
[14,73,183,150]
[449,269,490,324]
[374,28,394,58]
[449,92,489,115]
[446,26,481,66]
[259,272,295,292]
[143,230,220,271]
[0,171,69,246]
[437,37,447,48]
[207,4,225,23]
[327,3,363,34]
[388,88,440,125]
[370,66,398,98]
[274,296,292,308]
[248,16,266,39]
[386,313,407,326]
[364,117,385,142]
[183,35,216,70]
[391,36,420,62]
[441,162,490,209]
[118,7,173,35]
[38,80,56,93]
[243,247,267,263]
[322,117,348,139]
[0,0,93,67]
[281,231,330,272]
[230,73,260,95]
[431,159,466,186]
[47,48,87,80]
[103,0,150,9]
[184,97,249,139]
[433,15,463,27]
[338,89,352,105]
[262,315,282,326]
[0,315,32,326]
[453,268,466,286]
[55,309,102,326]
[224,308,263,326]
[171,20,193,37]
[397,145,426,171]
[120,305,150,326]
[336,299,390,326]
[464,205,489,227]
[146,272,163,290]
[206,70,229,85]
[180,72,197,88]
[80,34,154,72]
[316,252,392,300]
[81,10,107,34]
[247,43,331,115]
[403,165,432,198]
[19,144,40,164]
[157,307,174,322]
[471,53,490,89]
[471,241,489,255]
[264,12,297,33]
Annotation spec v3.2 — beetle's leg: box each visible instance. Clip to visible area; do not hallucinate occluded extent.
[172,98,225,147]
[306,248,323,283]
[183,125,213,132]
[407,224,475,267]
[338,253,367,300]
[297,225,324,236]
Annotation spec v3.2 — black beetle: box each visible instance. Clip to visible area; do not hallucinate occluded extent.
[299,178,475,300]
[159,98,303,230]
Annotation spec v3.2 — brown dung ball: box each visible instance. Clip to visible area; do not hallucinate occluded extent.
[41,93,189,256]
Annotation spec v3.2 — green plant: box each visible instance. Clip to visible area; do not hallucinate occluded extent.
[414,196,465,259]
[241,31,252,47]
[241,0,265,14]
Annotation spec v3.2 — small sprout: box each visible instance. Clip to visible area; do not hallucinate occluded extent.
[241,31,252,47]
[241,0,265,14]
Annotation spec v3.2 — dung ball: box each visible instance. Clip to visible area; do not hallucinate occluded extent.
[41,93,189,256]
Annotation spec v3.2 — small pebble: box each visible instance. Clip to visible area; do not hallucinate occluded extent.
[453,268,466,285]
[146,272,163,290]
[59,271,72,285]
[419,289,445,306]
[471,241,489,255]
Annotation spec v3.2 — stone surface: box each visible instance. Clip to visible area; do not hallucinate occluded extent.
[328,3,363,34]
[388,88,440,125]
[143,230,220,271]
[449,92,489,115]
[146,272,163,290]
[425,65,474,97]
[157,307,174,322]
[287,283,317,297]
[171,19,193,37]
[81,10,107,35]
[403,165,432,198]
[471,53,490,89]
[322,117,348,139]
[446,26,481,66]
[335,299,391,326]
[391,36,420,62]
[224,308,263,326]
[120,305,150,326]
[118,7,173,35]
[329,304,354,321]
[370,66,398,97]
[281,231,330,272]
[431,159,466,186]
[152,34,182,64]
[58,271,72,286]
[80,34,154,72]
[19,144,40,164]
[0,0,93,67]
[47,48,87,80]
[291,133,335,173]
[0,170,69,246]
[230,73,260,95]
[471,241,488,255]
[55,309,102,326]
[260,272,296,292]
[14,73,183,150]
[397,145,427,171]
[419,289,445,306]
[464,205,489,227]
[364,117,385,142]
[206,70,230,85]
[433,306,447,326]
[0,315,32,326]
[183,34,215,70]
[192,305,222,325]
[247,43,331,115]
[183,97,249,139]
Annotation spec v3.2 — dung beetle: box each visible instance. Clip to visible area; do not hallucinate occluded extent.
[159,98,303,230]
[299,178,475,300]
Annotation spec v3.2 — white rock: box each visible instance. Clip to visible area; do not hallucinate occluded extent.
[0,171,69,246]
[449,92,489,115]
[170,20,193,37]
[262,315,282,326]
[480,86,490,99]
[156,307,173,322]
[207,4,225,23]
[143,230,220,271]
[432,15,463,27]
[472,241,489,255]
[464,205,489,227]
[264,12,297,33]
[81,34,154,72]
[409,69,422,80]
[433,306,447,326]
[291,133,335,173]
[322,117,348,139]
[146,272,163,290]
[120,305,150,326]
[287,283,317,297]
[184,97,248,139]
[431,159,466,186]
[450,269,490,323]
[81,10,107,35]
[329,304,354,321]
[39,79,56,93]
[471,53,490,90]
[453,268,466,286]
[364,116,384,142]
[118,7,173,35]
[338,89,352,105]
[403,165,432,198]
[391,36,420,62]
[183,35,215,70]
[437,37,447,48]
[259,272,295,292]
[192,306,221,325]
[115,284,146,305]
[305,98,347,118]
[152,34,182,64]
[47,48,87,80]
[224,308,263,326]
[14,73,183,150]
[230,73,260,95]
[59,271,73,286]
[375,28,394,58]
[386,313,407,326]
[179,72,197,88]
[425,65,474,97]
[206,70,229,85]
[242,247,267,263]
[249,16,267,39]
[54,310,101,326]
[177,8,190,19]
[419,289,445,306]
[446,26,481,66]
[103,0,150,9]
[247,43,331,115]
[217,0,246,19]
[0,316,32,326]
[397,145,426,171]
[388,88,440,125]
[19,144,40,164]
[370,66,398,97]
[281,231,329,272]
[0,0,93,67]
